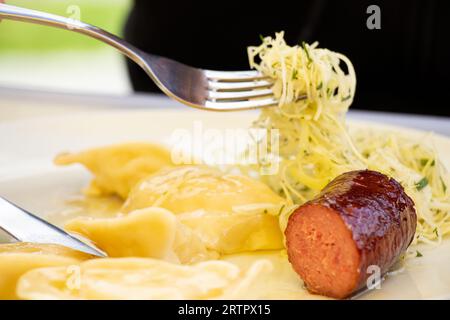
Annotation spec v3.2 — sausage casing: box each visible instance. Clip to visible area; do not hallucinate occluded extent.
[285,170,417,298]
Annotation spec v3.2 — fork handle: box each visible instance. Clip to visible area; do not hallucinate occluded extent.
[0,3,146,68]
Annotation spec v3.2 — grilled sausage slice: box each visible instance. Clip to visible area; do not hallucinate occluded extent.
[285,170,417,299]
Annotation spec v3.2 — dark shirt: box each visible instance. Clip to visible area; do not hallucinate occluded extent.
[124,0,450,116]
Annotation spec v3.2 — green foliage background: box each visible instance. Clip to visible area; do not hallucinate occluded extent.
[0,0,132,52]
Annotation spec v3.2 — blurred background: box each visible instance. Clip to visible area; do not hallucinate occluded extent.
[0,0,449,116]
[0,0,132,94]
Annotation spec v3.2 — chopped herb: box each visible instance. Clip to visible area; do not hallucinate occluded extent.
[277,205,286,216]
[263,209,268,214]
[316,82,323,90]
[259,34,265,42]
[420,158,435,167]
[416,250,423,257]
[292,69,298,80]
[301,41,312,65]
[341,94,352,102]
[441,177,447,193]
[433,227,439,237]
[415,177,429,191]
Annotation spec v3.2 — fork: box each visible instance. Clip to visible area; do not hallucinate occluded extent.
[0,3,281,111]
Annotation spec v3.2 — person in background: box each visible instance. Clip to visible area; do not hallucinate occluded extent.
[124,1,449,117]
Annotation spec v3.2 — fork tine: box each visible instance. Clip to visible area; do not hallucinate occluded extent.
[208,89,273,101]
[208,79,273,92]
[204,98,278,111]
[204,70,268,82]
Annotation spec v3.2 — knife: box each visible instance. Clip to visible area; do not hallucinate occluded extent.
[0,196,106,257]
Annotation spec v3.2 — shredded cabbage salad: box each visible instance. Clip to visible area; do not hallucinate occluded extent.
[247,32,450,246]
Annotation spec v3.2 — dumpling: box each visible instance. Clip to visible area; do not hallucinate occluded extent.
[0,243,91,299]
[122,166,285,214]
[54,143,173,199]
[64,206,214,263]
[17,257,272,300]
[122,166,286,254]
[65,207,178,261]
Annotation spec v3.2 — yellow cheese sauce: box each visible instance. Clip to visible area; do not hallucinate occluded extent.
[0,143,315,299]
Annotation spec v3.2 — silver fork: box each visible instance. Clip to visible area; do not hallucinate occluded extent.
[0,3,281,111]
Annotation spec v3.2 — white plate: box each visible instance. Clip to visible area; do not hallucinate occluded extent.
[0,108,449,300]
